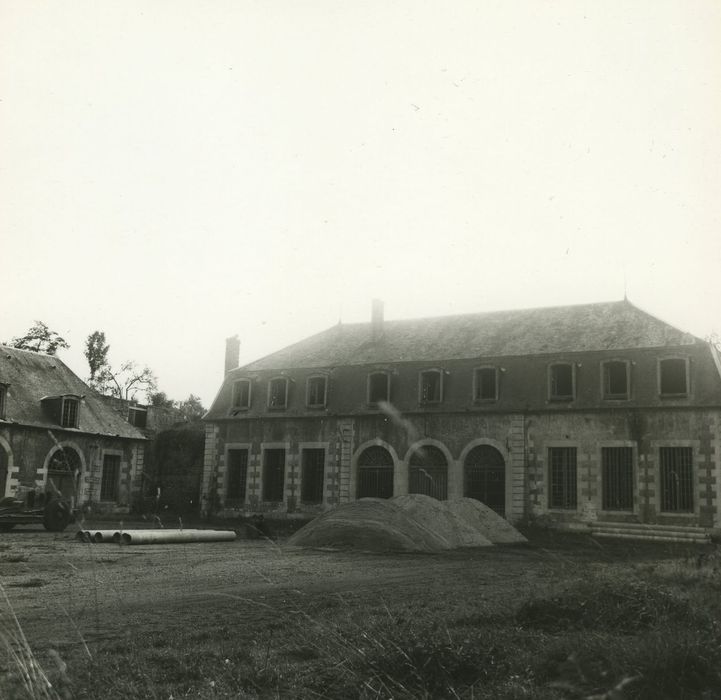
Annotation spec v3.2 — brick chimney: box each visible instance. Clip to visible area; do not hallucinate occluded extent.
[371,299,384,340]
[225,335,240,374]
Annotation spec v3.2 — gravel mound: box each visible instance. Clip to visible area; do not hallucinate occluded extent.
[446,498,528,544]
[288,494,524,552]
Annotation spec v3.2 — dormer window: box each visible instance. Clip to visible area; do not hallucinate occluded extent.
[368,372,390,404]
[549,363,575,401]
[419,369,443,404]
[61,397,79,428]
[0,384,7,420]
[473,367,498,402]
[659,358,689,397]
[232,379,252,410]
[306,376,327,408]
[42,394,81,428]
[268,377,288,409]
[128,405,148,428]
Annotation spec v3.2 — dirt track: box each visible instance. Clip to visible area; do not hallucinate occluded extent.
[0,524,687,657]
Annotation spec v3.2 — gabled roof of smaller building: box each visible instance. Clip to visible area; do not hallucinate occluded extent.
[0,345,145,439]
[234,299,700,373]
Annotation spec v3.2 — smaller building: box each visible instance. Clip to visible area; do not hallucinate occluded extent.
[0,346,146,513]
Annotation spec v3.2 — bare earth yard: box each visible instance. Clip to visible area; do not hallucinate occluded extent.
[1,524,720,699]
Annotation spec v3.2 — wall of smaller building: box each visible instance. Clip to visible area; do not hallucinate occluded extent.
[0,424,144,514]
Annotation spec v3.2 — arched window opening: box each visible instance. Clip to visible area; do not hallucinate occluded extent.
[409,445,448,500]
[47,447,82,502]
[463,445,505,516]
[357,446,393,499]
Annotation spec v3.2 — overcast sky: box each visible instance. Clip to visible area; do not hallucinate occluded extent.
[1,1,720,407]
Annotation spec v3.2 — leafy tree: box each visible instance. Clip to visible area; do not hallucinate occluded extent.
[175,394,206,422]
[84,330,110,380]
[7,321,69,355]
[148,391,174,408]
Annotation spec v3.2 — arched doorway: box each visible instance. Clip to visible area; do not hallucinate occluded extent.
[357,446,394,499]
[408,445,448,500]
[464,445,505,515]
[47,447,82,503]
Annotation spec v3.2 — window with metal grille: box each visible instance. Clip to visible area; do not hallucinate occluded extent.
[660,447,694,512]
[263,448,285,501]
[419,370,442,403]
[368,372,390,404]
[226,449,248,502]
[603,361,629,400]
[61,398,79,428]
[0,384,7,419]
[100,454,120,501]
[409,445,448,500]
[267,378,288,409]
[306,376,327,408]
[233,379,251,409]
[301,448,325,504]
[549,364,574,400]
[474,367,498,401]
[659,359,688,396]
[549,447,577,509]
[602,447,634,510]
[357,446,393,499]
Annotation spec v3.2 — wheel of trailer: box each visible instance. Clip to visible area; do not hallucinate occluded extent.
[43,500,70,532]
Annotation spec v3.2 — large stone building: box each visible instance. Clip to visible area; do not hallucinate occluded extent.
[0,346,146,513]
[201,300,721,530]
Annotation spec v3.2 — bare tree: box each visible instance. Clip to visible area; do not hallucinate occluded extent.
[84,331,157,402]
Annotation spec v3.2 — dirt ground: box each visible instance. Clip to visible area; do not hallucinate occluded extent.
[0,521,689,659]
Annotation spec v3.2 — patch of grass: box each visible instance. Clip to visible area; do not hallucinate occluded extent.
[6,578,47,588]
[1,553,30,563]
[516,574,691,633]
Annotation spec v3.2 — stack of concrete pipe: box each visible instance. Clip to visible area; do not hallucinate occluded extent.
[76,528,237,544]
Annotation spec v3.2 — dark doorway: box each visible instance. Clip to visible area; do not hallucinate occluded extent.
[464,444,505,515]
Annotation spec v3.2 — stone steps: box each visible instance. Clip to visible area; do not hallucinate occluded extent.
[590,521,711,544]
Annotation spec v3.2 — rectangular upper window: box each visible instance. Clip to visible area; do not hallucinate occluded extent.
[474,367,498,402]
[267,378,288,409]
[602,361,629,400]
[61,397,79,428]
[306,376,327,408]
[659,358,688,396]
[0,384,6,419]
[233,379,252,410]
[419,369,443,404]
[368,372,390,404]
[549,363,575,401]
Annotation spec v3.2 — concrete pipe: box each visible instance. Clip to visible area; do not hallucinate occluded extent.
[75,529,121,543]
[112,529,237,545]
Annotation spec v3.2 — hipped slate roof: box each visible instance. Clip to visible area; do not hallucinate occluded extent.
[0,345,145,439]
[237,300,700,372]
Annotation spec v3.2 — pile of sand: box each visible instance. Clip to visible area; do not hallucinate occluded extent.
[287,494,526,552]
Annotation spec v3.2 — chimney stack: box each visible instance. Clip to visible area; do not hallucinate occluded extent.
[371,299,384,340]
[225,335,240,374]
